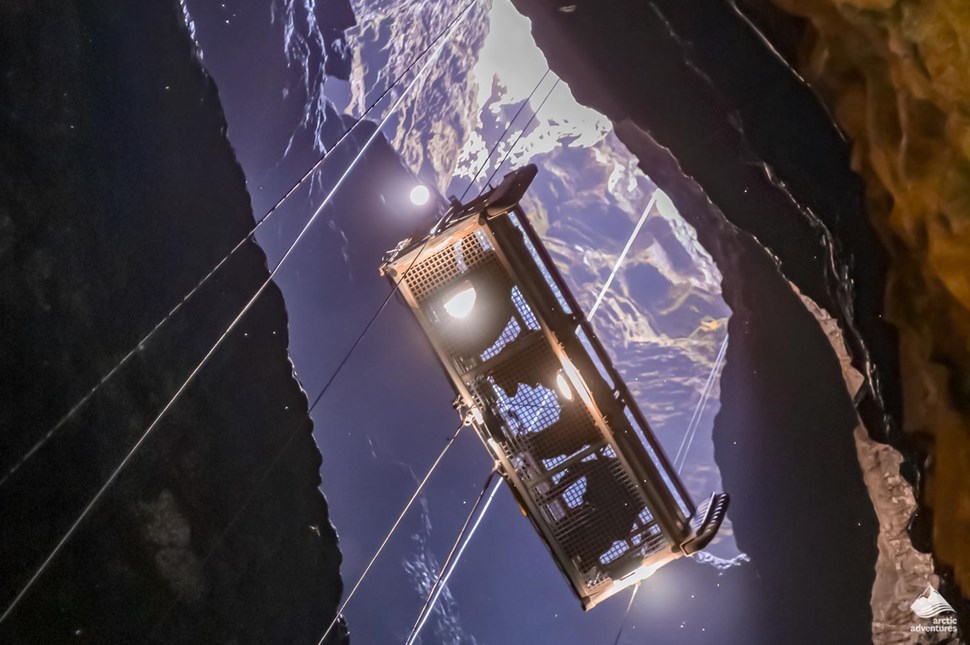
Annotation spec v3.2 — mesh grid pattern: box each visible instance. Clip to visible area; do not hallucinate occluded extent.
[512,286,540,330]
[469,340,669,580]
[600,541,628,565]
[437,259,517,371]
[476,286,539,363]
[542,452,577,471]
[481,319,522,362]
[483,342,597,462]
[624,407,690,519]
[562,477,587,509]
[404,231,493,304]
[494,383,561,438]
[543,451,664,572]
[396,222,679,597]
[474,229,493,251]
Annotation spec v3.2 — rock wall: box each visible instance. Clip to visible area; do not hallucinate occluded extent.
[0,1,345,642]
[345,0,492,193]
[800,291,947,642]
[508,0,959,639]
[763,0,970,611]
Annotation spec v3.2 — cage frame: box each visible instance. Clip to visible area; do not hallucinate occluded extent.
[381,165,727,609]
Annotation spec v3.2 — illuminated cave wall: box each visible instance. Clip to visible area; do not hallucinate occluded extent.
[768,0,970,593]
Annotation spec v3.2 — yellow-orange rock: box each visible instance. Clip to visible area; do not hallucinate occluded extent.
[771,0,970,592]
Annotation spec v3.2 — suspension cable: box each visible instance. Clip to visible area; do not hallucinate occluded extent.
[675,332,728,474]
[383,78,564,645]
[148,183,469,636]
[612,582,642,645]
[155,58,555,645]
[674,341,721,470]
[587,189,659,320]
[482,78,561,189]
[459,68,551,202]
[153,48,547,645]
[317,423,469,644]
[576,183,730,474]
[150,199,462,639]
[0,0,476,492]
[386,74,720,645]
[0,2,477,625]
[674,335,728,473]
[318,71,561,645]
[404,472,502,645]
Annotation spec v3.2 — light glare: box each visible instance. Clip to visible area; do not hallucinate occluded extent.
[443,285,477,319]
[555,372,573,400]
[410,184,430,206]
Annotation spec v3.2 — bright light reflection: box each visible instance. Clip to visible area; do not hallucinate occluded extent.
[443,285,477,319]
[555,372,573,400]
[611,560,666,593]
[560,355,593,407]
[409,184,430,205]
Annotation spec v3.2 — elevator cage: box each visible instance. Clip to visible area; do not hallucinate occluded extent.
[381,165,728,609]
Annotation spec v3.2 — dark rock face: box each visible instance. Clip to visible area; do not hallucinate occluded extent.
[612,121,878,644]
[511,0,900,445]
[756,0,970,623]
[509,0,888,641]
[0,1,344,643]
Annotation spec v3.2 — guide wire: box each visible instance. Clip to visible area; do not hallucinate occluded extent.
[612,582,642,645]
[392,77,575,645]
[315,68,563,645]
[404,471,502,645]
[587,190,659,320]
[0,0,478,492]
[0,0,476,625]
[482,78,561,189]
[153,28,550,645]
[674,332,728,474]
[458,68,551,202]
[578,185,730,473]
[317,423,469,645]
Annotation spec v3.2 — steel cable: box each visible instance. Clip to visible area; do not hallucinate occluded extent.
[0,0,476,624]
[0,0,477,492]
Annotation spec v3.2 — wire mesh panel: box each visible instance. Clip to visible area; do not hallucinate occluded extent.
[382,177,727,609]
[477,341,599,472]
[464,336,671,589]
[403,229,494,304]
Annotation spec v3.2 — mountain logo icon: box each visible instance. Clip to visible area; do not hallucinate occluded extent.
[911,584,955,619]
